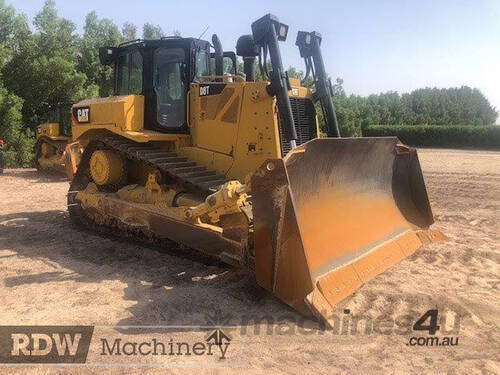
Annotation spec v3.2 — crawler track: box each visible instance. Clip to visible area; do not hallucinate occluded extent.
[67,134,233,262]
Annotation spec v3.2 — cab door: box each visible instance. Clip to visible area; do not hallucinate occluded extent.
[146,46,188,133]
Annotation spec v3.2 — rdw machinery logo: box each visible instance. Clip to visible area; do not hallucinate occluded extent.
[0,326,94,363]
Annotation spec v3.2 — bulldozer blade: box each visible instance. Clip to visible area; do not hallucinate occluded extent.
[251,137,445,323]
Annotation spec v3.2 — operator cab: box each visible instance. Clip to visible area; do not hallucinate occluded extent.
[99,37,236,134]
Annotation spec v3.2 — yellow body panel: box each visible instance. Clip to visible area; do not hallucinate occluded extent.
[178,146,233,178]
[36,123,69,141]
[190,83,243,155]
[74,124,189,144]
[73,95,144,133]
[35,123,69,173]
[188,81,282,181]
[70,80,300,182]
[288,77,310,98]
[71,95,189,146]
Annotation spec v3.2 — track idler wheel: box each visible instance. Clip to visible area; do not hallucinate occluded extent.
[89,149,126,186]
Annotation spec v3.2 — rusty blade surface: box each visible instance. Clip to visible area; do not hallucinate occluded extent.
[252,137,445,321]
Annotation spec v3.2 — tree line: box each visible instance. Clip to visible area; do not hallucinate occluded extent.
[287,69,497,136]
[0,0,497,166]
[0,0,175,165]
[332,84,498,136]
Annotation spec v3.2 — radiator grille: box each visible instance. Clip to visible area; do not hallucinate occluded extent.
[278,97,317,156]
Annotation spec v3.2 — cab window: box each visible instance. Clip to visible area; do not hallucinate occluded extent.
[129,51,143,94]
[195,48,209,79]
[209,55,236,75]
[116,54,129,94]
[116,51,143,95]
[154,47,186,128]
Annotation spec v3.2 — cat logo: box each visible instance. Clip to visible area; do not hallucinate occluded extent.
[74,107,90,123]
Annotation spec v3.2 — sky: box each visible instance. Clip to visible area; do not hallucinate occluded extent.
[11,0,500,123]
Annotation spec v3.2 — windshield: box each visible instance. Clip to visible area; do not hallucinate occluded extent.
[153,47,186,128]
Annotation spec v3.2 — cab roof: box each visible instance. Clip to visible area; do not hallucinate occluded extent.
[116,37,210,50]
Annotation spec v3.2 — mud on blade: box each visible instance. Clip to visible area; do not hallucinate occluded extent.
[251,137,445,323]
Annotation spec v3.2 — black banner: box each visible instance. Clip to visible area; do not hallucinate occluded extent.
[198,83,226,97]
[0,326,94,364]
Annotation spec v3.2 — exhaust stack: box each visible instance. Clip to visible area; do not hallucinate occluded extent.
[236,35,259,82]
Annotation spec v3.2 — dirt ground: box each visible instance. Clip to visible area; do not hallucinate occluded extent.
[0,148,498,374]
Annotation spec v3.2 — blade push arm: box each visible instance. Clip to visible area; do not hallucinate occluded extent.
[296,31,341,138]
[252,14,298,148]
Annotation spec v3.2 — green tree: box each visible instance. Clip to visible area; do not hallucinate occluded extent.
[0,0,30,70]
[121,21,137,41]
[3,0,95,128]
[78,11,122,96]
[0,0,34,166]
[142,23,165,39]
[332,85,498,136]
[0,83,34,167]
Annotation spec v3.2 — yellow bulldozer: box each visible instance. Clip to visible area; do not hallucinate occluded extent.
[35,116,71,174]
[63,14,444,324]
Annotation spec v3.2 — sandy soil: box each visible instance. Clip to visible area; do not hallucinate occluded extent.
[0,148,498,374]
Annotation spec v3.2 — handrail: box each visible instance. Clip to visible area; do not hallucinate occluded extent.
[198,75,245,83]
[118,39,144,47]
[186,90,191,128]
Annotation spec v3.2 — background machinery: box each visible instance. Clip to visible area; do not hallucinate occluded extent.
[35,106,71,174]
[65,14,444,323]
